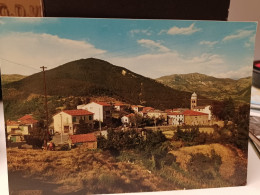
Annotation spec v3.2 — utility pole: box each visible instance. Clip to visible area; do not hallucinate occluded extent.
[99,108,101,133]
[40,66,49,134]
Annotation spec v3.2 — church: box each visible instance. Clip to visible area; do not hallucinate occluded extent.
[190,92,212,121]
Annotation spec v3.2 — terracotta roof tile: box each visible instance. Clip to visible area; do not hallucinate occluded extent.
[63,109,94,116]
[168,112,184,116]
[69,133,96,144]
[125,113,135,118]
[94,102,111,106]
[18,114,38,124]
[141,107,154,113]
[114,103,125,106]
[183,110,208,116]
[6,120,21,125]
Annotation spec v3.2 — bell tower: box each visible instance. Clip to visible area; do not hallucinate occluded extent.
[191,92,197,110]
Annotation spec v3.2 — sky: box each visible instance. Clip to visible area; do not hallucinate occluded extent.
[0,18,257,79]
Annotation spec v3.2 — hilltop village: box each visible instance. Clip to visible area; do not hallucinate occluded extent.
[5,92,224,149]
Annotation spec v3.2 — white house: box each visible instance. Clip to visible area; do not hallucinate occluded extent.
[167,112,184,126]
[77,102,112,122]
[53,109,94,135]
[121,113,135,126]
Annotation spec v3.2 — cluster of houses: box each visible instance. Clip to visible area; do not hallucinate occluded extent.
[6,114,38,142]
[5,92,213,147]
[123,92,212,127]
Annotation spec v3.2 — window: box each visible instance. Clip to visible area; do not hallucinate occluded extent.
[72,117,76,122]
[89,115,93,120]
[64,126,69,133]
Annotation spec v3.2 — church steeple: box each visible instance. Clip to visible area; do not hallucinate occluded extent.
[191,92,197,110]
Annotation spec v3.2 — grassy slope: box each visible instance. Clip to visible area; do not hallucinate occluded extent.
[7,142,247,194]
[7,146,175,194]
[1,74,26,85]
[169,143,247,186]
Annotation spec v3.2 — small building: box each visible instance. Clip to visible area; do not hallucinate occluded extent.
[114,102,127,111]
[168,112,184,126]
[183,110,209,126]
[121,113,135,125]
[69,133,97,149]
[18,114,38,131]
[6,120,30,136]
[139,107,154,117]
[147,109,167,120]
[6,114,38,142]
[77,102,112,122]
[131,105,144,113]
[53,109,94,135]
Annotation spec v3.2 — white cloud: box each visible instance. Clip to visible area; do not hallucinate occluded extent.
[0,32,106,75]
[222,30,254,41]
[244,35,256,48]
[214,65,253,79]
[130,29,152,36]
[199,41,218,47]
[108,52,232,79]
[166,23,201,35]
[137,39,170,53]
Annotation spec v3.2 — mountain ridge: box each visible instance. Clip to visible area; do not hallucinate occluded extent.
[3,58,193,110]
[156,73,251,102]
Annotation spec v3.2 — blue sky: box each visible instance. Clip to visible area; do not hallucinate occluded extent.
[0,18,257,79]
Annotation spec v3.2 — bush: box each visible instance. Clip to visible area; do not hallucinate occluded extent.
[187,150,222,180]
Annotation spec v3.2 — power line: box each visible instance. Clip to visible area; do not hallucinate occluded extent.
[0,57,40,71]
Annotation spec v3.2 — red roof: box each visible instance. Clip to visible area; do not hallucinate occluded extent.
[69,133,97,144]
[168,112,184,116]
[165,109,173,113]
[131,105,144,108]
[94,102,111,106]
[125,113,135,118]
[183,110,208,116]
[6,120,21,125]
[63,109,94,116]
[141,107,154,113]
[18,114,38,124]
[114,102,125,106]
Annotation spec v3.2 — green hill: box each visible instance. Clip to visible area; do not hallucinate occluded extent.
[3,58,192,110]
[1,74,26,85]
[156,73,251,103]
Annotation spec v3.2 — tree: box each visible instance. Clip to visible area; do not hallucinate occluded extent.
[212,97,235,121]
[129,113,143,128]
[24,120,51,148]
[222,97,235,121]
[233,103,250,151]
